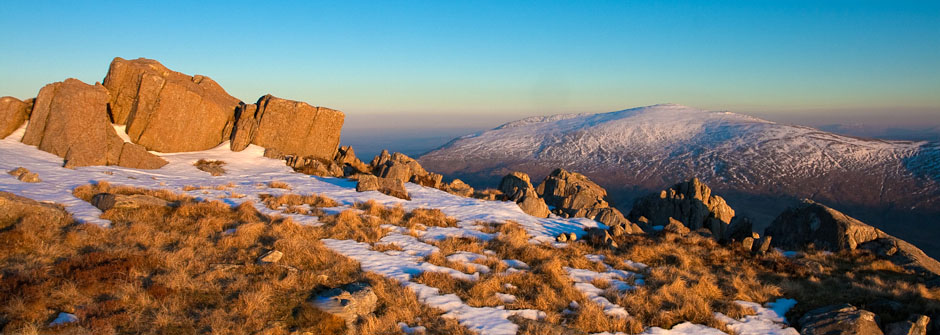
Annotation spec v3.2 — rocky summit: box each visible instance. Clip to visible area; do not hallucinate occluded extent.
[628,178,736,238]
[2,57,345,170]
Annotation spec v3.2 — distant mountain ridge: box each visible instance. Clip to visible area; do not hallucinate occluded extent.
[418,104,940,256]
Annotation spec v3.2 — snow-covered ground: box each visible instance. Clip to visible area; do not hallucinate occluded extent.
[0,123,799,335]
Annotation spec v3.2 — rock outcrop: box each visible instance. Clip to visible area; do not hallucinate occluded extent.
[628,178,736,238]
[0,96,32,139]
[442,179,475,197]
[766,199,882,251]
[230,94,344,161]
[311,282,378,335]
[536,168,642,234]
[369,150,443,188]
[766,200,940,281]
[21,79,167,169]
[356,175,410,200]
[798,304,883,335]
[103,57,242,152]
[334,145,370,176]
[498,172,550,218]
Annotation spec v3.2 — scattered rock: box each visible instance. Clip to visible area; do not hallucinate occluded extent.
[628,177,735,238]
[20,78,166,169]
[741,237,755,251]
[663,217,690,235]
[7,167,40,182]
[583,227,618,248]
[442,179,475,197]
[311,282,378,333]
[752,235,772,255]
[103,57,241,152]
[885,315,929,335]
[0,96,32,139]
[238,94,344,161]
[536,168,642,234]
[498,172,550,218]
[257,250,284,264]
[356,175,410,200]
[294,157,344,177]
[370,151,442,188]
[556,233,569,242]
[90,193,170,212]
[334,145,370,176]
[798,304,883,335]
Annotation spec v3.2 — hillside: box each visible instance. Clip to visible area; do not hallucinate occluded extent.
[419,104,940,256]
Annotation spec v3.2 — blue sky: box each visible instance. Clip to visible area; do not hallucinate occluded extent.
[1,0,938,127]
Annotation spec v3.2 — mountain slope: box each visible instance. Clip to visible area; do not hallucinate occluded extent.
[419,104,940,256]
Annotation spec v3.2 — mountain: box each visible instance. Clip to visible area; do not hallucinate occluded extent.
[419,104,940,257]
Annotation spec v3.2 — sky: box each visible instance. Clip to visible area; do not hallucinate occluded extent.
[1,1,938,137]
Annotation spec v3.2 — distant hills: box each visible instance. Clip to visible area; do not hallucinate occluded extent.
[419,104,940,257]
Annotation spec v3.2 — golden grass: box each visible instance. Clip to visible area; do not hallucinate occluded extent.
[0,184,469,334]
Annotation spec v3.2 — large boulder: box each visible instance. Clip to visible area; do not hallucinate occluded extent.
[21,79,167,169]
[0,96,32,139]
[768,200,940,281]
[765,199,883,251]
[536,168,643,234]
[798,304,883,335]
[231,94,344,161]
[103,57,242,152]
[498,172,550,218]
[1,191,70,229]
[628,178,736,238]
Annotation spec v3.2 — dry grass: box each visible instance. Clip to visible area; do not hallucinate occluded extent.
[0,183,469,334]
[267,181,291,189]
[193,159,226,176]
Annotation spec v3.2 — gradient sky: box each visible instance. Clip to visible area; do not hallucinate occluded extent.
[1,0,938,128]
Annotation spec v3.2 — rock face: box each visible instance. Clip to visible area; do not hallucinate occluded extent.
[356,175,410,200]
[536,168,642,234]
[311,282,378,334]
[498,172,550,218]
[766,199,883,251]
[798,304,883,335]
[21,79,167,169]
[0,96,32,139]
[628,178,736,238]
[103,57,242,152]
[231,94,344,161]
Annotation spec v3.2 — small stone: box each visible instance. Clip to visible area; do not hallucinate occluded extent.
[742,237,755,250]
[50,312,78,326]
[556,233,568,243]
[568,232,578,241]
[7,167,40,183]
[258,250,284,264]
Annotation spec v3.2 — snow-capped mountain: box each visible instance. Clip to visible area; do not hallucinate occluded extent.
[419,104,940,255]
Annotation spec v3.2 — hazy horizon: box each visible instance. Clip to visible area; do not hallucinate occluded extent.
[2,1,938,134]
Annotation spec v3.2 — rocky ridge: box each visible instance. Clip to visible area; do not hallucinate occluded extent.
[2,57,346,170]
